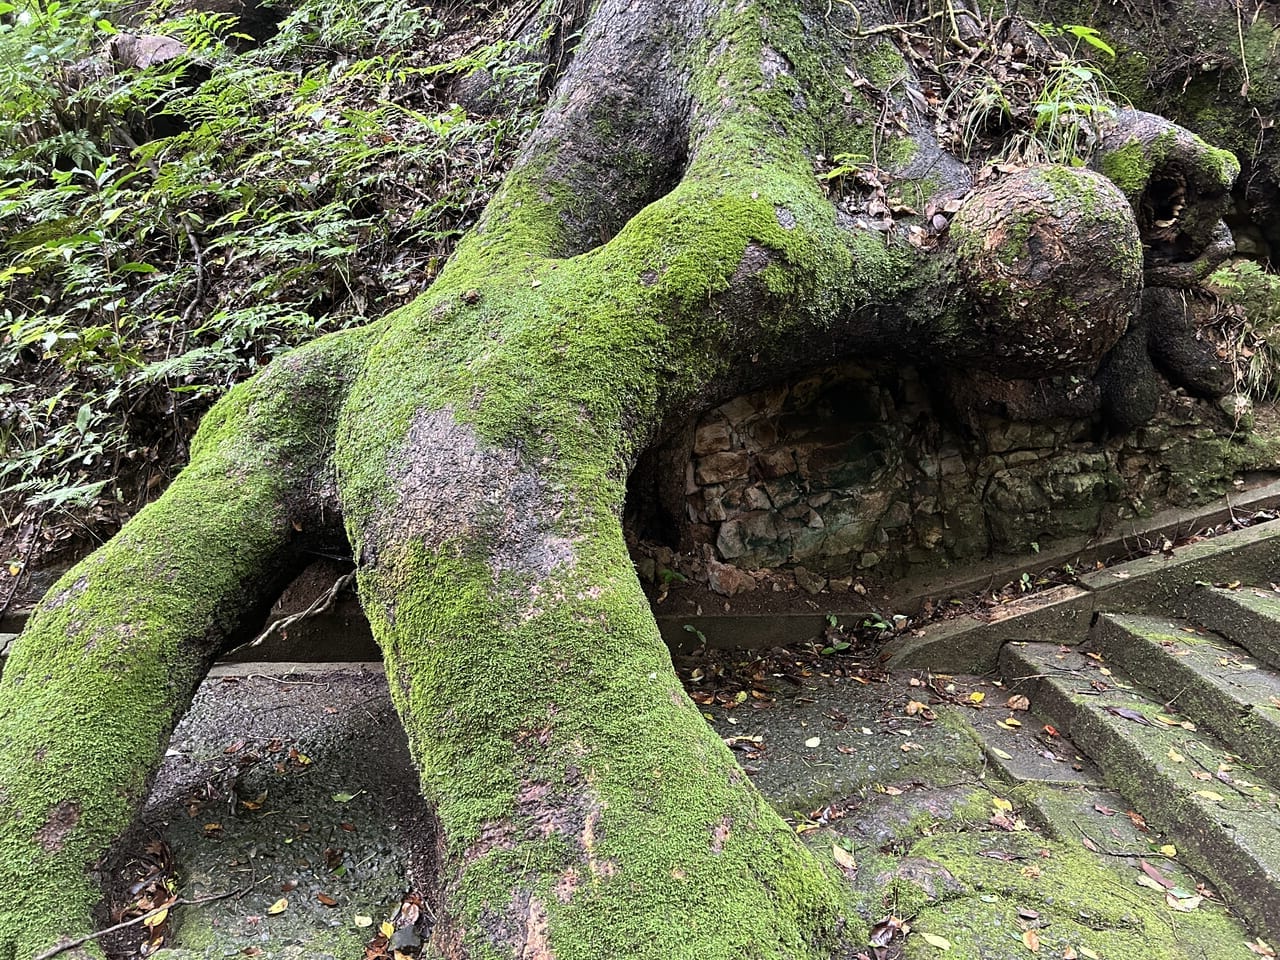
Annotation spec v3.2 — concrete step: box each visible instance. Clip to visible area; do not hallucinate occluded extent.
[1088,612,1280,774]
[1000,640,1280,940]
[1194,585,1280,670]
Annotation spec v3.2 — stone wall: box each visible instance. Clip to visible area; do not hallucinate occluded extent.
[635,361,1277,586]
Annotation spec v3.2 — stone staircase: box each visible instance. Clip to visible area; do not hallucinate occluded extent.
[991,584,1280,941]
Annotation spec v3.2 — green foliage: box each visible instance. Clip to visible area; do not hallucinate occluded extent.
[938,19,1125,167]
[0,0,542,537]
[1207,260,1280,399]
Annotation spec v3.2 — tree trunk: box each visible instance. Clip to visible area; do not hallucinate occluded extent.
[0,0,1250,956]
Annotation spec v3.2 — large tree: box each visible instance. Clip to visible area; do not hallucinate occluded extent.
[0,0,1256,956]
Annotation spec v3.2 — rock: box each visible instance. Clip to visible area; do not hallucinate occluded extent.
[1218,393,1253,428]
[707,560,756,597]
[794,566,827,595]
[716,512,789,566]
[696,451,750,484]
[704,495,727,522]
[693,420,733,455]
[757,449,797,479]
[112,33,187,69]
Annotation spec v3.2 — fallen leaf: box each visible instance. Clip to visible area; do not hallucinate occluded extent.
[1247,937,1276,957]
[1080,949,1100,960]
[991,747,1013,760]
[992,797,1013,812]
[1007,695,1031,711]
[832,844,857,871]
[1167,749,1185,763]
[1023,928,1041,953]
[804,736,821,748]
[352,915,372,929]
[317,892,338,907]
[1080,836,1099,852]
[1140,860,1173,888]
[381,921,395,937]
[143,907,168,928]
[1159,844,1176,857]
[1104,706,1153,726]
[267,898,288,915]
[1196,790,1226,802]
[1137,874,1167,892]
[969,692,985,704]
[332,790,364,803]
[1062,947,1078,960]
[920,932,952,950]
[870,916,906,947]
[1166,891,1202,912]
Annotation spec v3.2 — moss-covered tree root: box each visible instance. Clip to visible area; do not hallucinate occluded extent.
[0,329,367,959]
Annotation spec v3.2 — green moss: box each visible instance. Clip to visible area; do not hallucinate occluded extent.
[909,830,1246,960]
[1099,139,1155,195]
[861,40,908,89]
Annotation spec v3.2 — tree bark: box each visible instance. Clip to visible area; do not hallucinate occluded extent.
[0,0,1252,957]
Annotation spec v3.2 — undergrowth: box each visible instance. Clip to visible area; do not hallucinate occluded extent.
[0,0,543,561]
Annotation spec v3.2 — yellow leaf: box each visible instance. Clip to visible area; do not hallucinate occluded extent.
[1081,949,1100,960]
[1167,749,1184,763]
[143,907,168,928]
[969,692,985,703]
[832,844,857,871]
[380,921,396,938]
[1196,790,1225,802]
[267,898,288,915]
[1004,717,1022,727]
[992,797,1013,812]
[992,747,1013,760]
[1023,928,1041,953]
[920,932,952,950]
[1136,874,1166,892]
[1160,844,1177,857]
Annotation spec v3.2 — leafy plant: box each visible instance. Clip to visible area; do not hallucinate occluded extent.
[935,18,1125,167]
[0,0,548,552]
[1207,260,1280,399]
